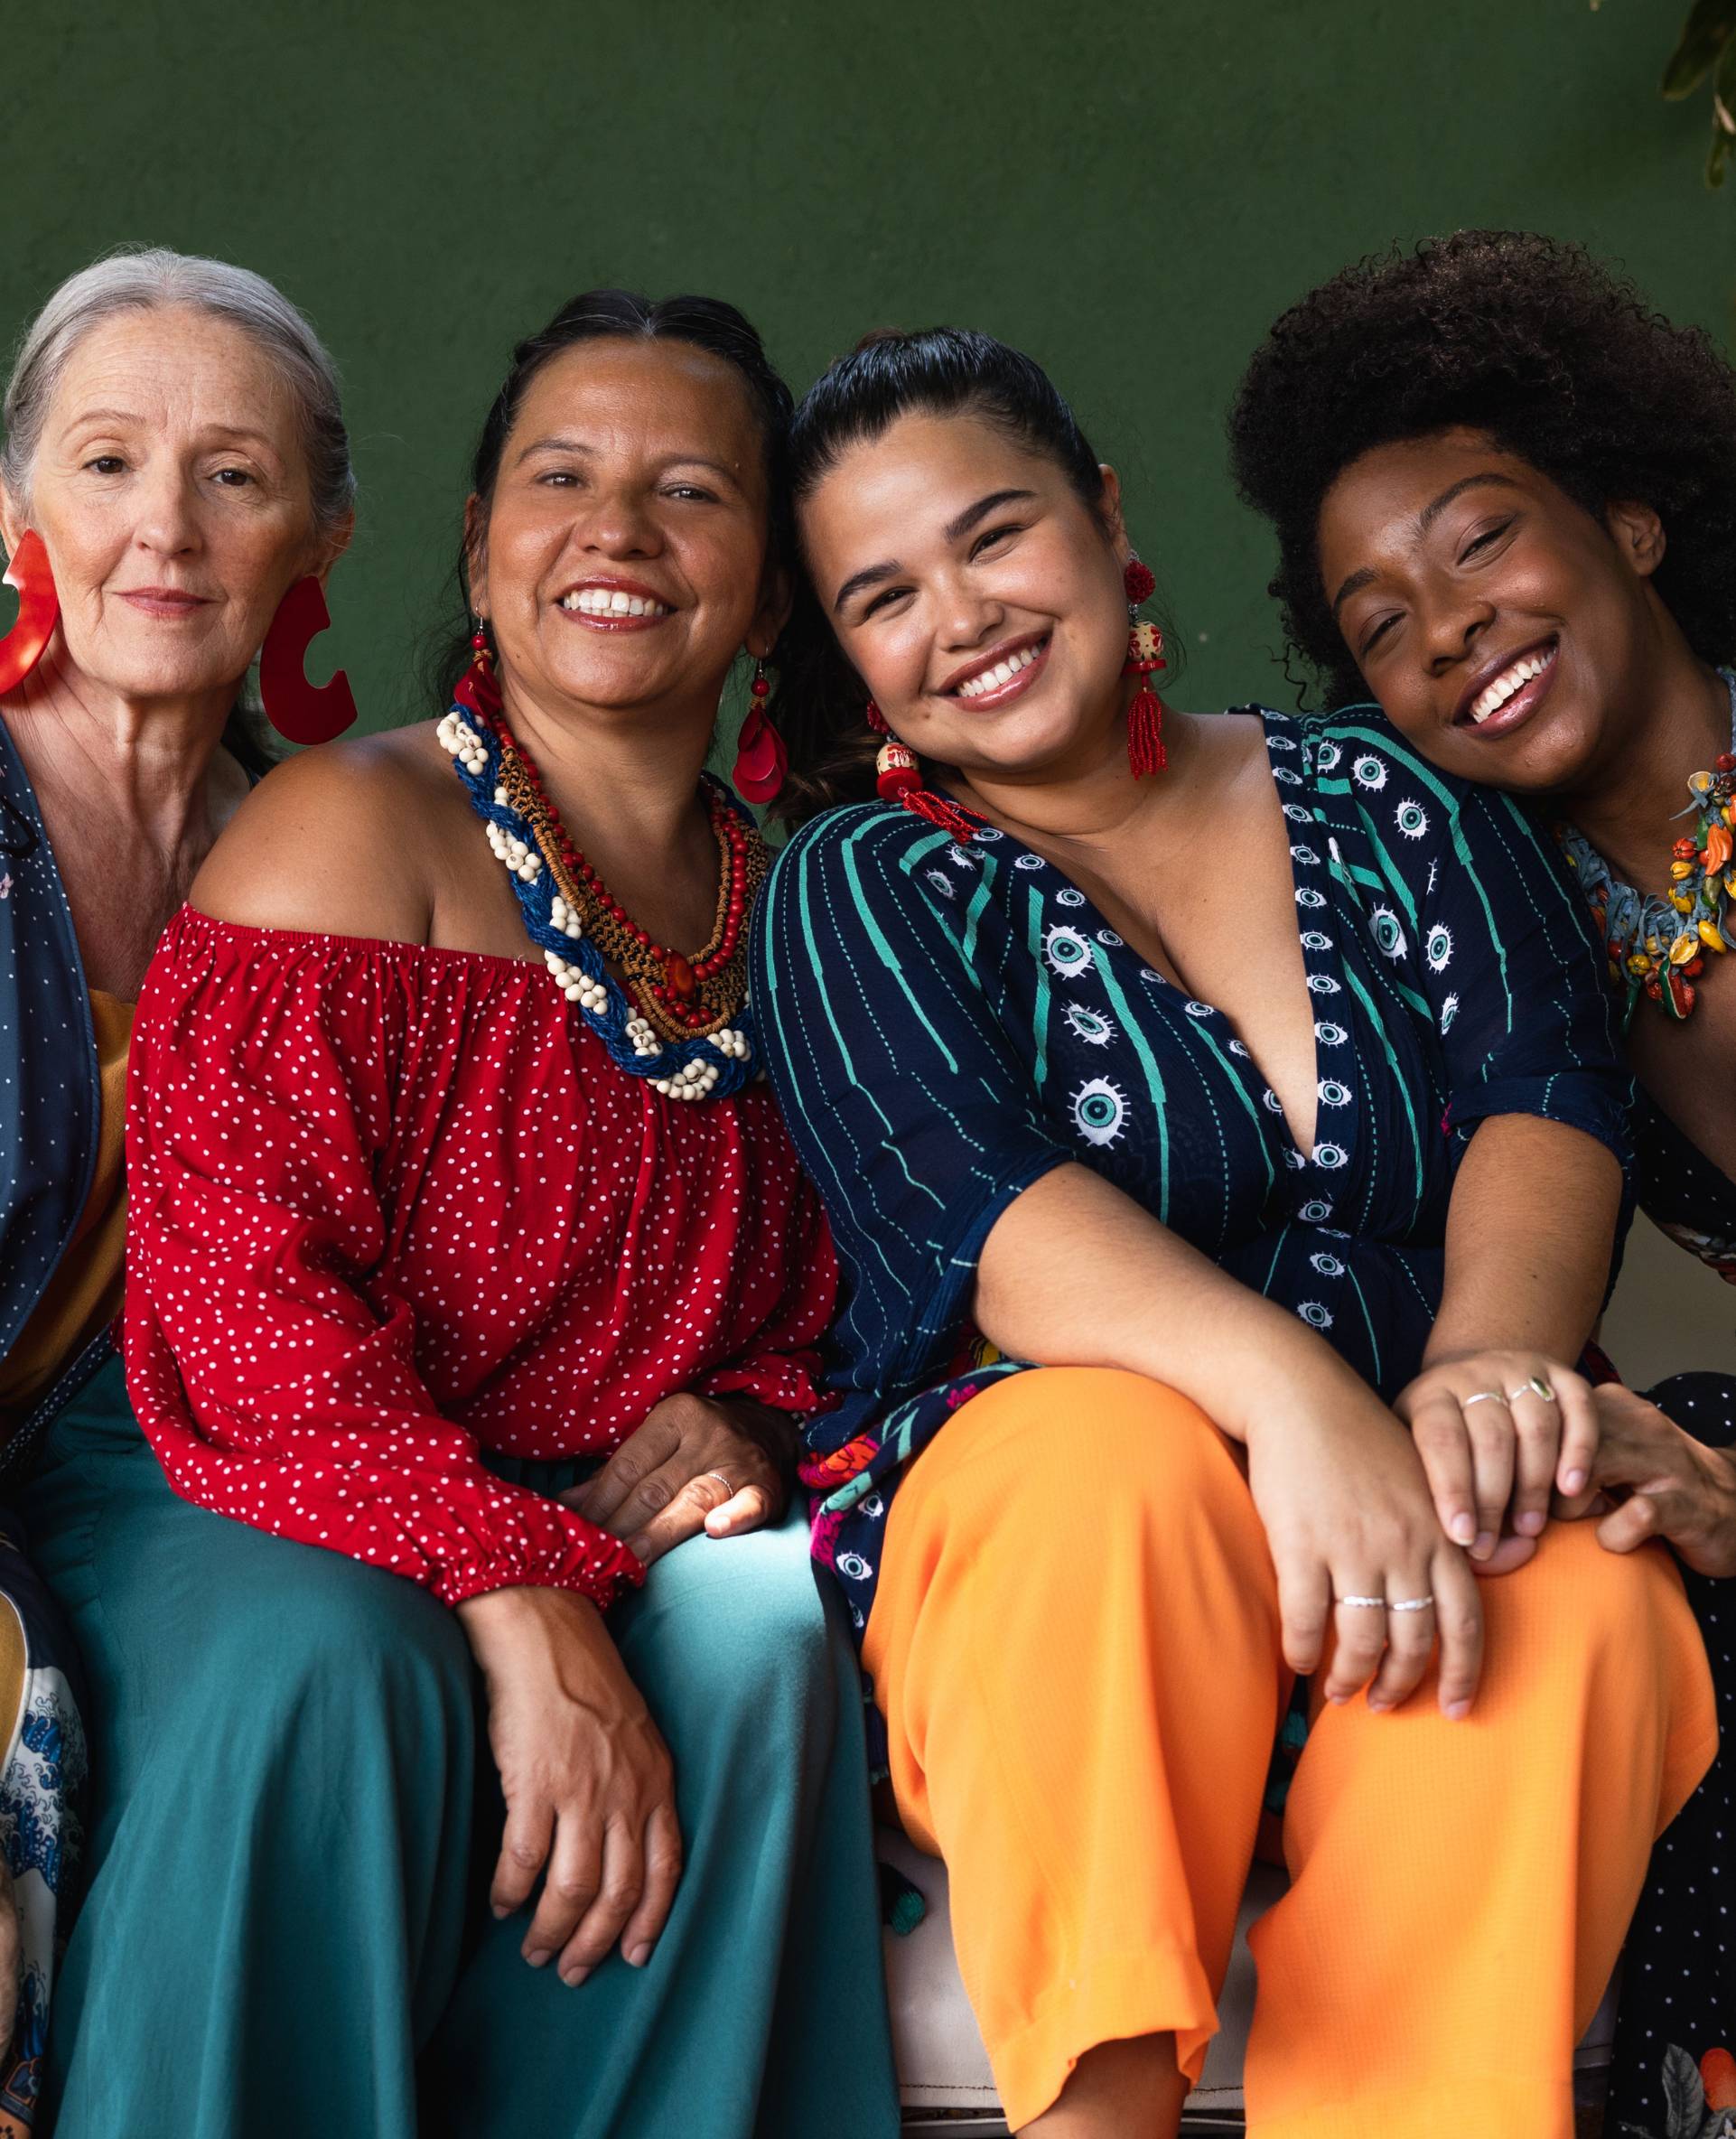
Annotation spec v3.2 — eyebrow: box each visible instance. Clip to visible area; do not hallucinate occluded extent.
[831,488,1038,615]
[514,434,742,484]
[64,409,282,453]
[1329,472,1526,619]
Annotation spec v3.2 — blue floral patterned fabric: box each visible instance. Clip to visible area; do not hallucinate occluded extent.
[752,705,1632,1657]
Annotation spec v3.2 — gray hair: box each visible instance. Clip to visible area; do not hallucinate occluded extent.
[1,246,355,543]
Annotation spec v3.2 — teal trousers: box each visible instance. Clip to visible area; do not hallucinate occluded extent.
[19,1359,898,2139]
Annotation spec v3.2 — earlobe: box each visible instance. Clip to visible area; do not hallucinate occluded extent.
[1608,500,1666,578]
[1097,463,1126,548]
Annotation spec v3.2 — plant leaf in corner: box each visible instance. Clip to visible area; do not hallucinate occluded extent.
[1664,0,1736,98]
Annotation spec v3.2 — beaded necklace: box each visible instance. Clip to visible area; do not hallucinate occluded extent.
[1556,669,1736,1027]
[436,666,769,1102]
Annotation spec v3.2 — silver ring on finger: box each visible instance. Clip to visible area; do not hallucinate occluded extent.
[704,1471,736,1496]
[1388,1594,1435,1613]
[1336,1594,1389,1610]
[1507,1374,1555,1404]
[1461,1390,1508,1410]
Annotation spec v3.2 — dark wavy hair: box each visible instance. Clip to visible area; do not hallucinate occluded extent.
[774,326,1127,826]
[1227,229,1736,707]
[425,287,794,714]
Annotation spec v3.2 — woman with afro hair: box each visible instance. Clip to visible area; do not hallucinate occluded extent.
[1231,228,1736,2131]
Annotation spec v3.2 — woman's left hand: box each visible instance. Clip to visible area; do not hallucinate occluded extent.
[563,1393,796,1567]
[1393,1350,1597,1566]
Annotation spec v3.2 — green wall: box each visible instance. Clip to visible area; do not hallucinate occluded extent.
[9,0,1731,729]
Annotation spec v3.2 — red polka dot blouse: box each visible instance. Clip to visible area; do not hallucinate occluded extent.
[122,909,836,1611]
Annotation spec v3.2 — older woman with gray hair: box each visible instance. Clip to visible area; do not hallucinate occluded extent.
[0,245,354,2134]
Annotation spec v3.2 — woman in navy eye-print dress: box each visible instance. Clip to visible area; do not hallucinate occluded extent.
[749,323,1715,2137]
[767,707,1626,1678]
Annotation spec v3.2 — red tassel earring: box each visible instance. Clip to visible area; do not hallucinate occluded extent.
[732,658,787,802]
[1122,556,1167,778]
[866,699,982,839]
[0,530,60,695]
[453,618,503,721]
[258,577,359,745]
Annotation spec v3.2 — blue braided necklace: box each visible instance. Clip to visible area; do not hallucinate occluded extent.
[437,664,767,1102]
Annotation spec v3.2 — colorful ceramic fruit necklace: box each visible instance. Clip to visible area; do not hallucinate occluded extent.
[1557,668,1736,1025]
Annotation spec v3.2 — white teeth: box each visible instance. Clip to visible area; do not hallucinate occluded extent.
[558,587,671,618]
[957,642,1041,698]
[1469,644,1555,724]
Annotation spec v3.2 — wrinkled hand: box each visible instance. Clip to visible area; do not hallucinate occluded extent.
[1394,1351,1594,1568]
[1575,1385,1736,1577]
[564,1392,796,1567]
[457,1585,682,1985]
[1244,1368,1484,1717]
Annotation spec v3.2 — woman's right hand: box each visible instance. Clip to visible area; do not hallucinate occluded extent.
[1243,1368,1485,1718]
[456,1585,682,1985]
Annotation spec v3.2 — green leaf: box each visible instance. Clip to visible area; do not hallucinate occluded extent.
[1707,122,1734,186]
[1664,0,1736,98]
[1666,2043,1708,2139]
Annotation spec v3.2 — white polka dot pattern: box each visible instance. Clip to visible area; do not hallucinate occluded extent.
[122,909,836,1610]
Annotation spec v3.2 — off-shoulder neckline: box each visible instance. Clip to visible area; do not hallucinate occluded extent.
[177,902,547,979]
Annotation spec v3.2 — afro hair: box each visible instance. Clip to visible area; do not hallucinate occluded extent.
[1227,229,1736,705]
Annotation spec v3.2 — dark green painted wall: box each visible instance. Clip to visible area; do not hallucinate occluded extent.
[8,0,1731,729]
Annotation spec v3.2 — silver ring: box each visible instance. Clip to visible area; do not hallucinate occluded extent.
[704,1471,736,1496]
[1507,1375,1555,1405]
[1337,1595,1387,1609]
[1337,1593,1434,1612]
[1389,1594,1435,1612]
[1461,1390,1508,1410]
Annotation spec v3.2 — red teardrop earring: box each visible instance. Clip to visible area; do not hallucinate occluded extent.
[865,699,982,839]
[732,658,787,803]
[258,577,359,745]
[1122,556,1167,778]
[0,530,61,696]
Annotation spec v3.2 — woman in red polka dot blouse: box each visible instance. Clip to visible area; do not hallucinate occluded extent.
[16,294,899,2139]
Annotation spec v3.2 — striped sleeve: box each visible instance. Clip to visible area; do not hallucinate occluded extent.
[751,808,1069,1394]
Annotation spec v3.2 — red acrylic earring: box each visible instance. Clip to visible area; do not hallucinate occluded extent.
[865,698,982,839]
[732,659,787,803]
[0,530,60,695]
[258,577,358,745]
[1122,555,1167,778]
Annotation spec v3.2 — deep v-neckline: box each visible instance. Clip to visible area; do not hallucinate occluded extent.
[969,710,1353,1179]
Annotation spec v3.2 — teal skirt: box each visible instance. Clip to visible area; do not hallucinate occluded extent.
[19,1358,898,2139]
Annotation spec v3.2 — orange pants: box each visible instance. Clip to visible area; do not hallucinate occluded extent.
[862,1367,1718,2138]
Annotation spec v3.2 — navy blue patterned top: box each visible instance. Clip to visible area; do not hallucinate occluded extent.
[751,708,1632,1645]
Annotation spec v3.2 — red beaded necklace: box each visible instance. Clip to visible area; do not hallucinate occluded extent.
[484,708,770,1046]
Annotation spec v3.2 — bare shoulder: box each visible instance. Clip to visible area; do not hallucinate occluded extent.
[191,723,465,940]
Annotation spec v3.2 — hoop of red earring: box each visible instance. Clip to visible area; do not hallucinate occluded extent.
[1123,556,1167,777]
[731,659,788,803]
[0,530,61,696]
[257,576,359,744]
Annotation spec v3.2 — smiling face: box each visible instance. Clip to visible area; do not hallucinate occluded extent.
[469,338,779,724]
[798,408,1130,779]
[5,304,331,705]
[1316,426,1670,792]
